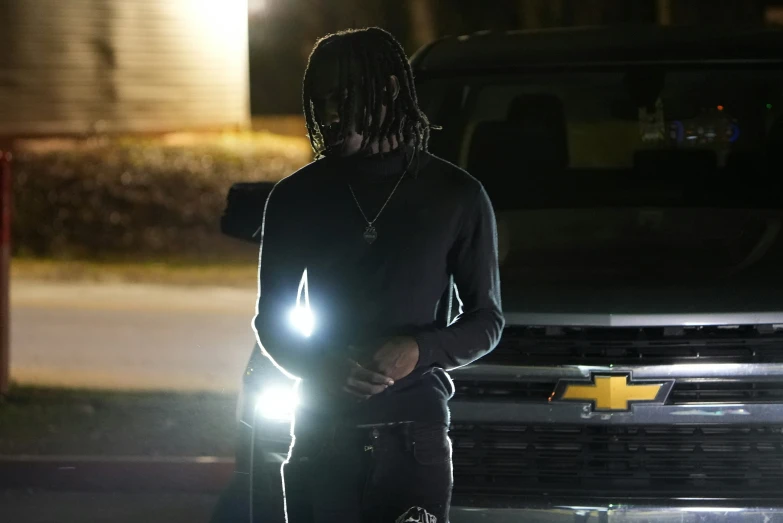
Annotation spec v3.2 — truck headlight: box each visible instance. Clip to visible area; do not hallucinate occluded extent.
[256,383,299,422]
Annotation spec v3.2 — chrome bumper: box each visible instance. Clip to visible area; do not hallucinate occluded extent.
[450,504,783,522]
[253,445,783,522]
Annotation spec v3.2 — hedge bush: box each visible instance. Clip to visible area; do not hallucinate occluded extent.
[11,133,312,263]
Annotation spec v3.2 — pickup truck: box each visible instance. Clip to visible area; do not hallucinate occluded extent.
[216,26,783,523]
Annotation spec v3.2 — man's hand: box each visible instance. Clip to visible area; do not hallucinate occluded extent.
[343,359,395,399]
[363,336,420,382]
[317,356,394,400]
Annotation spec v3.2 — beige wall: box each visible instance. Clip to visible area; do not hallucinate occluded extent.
[0,0,250,136]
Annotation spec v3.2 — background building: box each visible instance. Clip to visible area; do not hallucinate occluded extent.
[0,0,250,136]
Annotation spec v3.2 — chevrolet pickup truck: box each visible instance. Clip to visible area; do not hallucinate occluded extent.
[217,26,783,523]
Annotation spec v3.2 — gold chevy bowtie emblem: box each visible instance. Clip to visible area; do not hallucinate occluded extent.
[552,374,673,412]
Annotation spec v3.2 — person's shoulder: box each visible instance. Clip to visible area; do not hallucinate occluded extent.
[418,151,483,198]
[268,158,327,200]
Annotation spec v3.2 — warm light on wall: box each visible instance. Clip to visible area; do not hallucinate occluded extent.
[248,0,267,16]
[0,0,251,134]
[186,0,249,59]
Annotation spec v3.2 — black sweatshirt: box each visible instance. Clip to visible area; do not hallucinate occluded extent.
[252,146,504,425]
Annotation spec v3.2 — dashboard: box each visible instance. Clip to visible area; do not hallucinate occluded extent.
[669,108,740,147]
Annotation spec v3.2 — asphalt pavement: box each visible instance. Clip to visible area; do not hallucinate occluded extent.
[3,281,253,521]
[10,281,259,391]
[0,456,234,522]
[1,490,220,523]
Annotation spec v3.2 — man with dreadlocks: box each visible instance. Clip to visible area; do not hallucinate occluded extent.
[252,27,504,523]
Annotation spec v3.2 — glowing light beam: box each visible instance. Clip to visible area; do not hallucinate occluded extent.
[289,268,314,337]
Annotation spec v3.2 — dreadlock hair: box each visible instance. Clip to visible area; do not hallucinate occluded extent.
[302,27,431,159]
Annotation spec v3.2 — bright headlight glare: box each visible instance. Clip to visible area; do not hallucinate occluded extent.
[289,268,314,337]
[256,384,298,422]
[289,306,314,337]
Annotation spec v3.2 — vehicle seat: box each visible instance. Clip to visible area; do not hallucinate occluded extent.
[466,94,569,209]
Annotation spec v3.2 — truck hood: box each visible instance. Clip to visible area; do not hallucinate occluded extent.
[496,207,783,325]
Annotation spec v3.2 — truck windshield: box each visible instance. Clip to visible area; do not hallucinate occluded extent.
[416,67,783,210]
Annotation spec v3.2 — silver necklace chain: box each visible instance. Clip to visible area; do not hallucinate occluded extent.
[348,168,408,244]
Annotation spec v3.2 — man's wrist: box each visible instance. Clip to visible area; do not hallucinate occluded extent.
[404,336,421,366]
[412,331,437,368]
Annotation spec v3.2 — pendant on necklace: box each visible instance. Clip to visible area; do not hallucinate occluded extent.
[363,225,378,244]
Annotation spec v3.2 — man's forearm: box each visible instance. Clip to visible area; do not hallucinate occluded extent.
[413,184,504,371]
[414,307,505,371]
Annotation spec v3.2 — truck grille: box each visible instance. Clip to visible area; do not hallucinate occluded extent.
[450,423,783,498]
[453,379,783,404]
[487,325,783,366]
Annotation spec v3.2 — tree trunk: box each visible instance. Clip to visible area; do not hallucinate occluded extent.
[572,0,605,26]
[548,0,564,26]
[657,0,672,26]
[520,0,542,29]
[518,0,565,29]
[407,0,437,49]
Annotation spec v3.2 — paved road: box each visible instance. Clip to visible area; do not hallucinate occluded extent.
[1,490,220,523]
[10,281,259,392]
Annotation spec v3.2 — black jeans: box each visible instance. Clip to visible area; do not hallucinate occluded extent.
[283,422,452,523]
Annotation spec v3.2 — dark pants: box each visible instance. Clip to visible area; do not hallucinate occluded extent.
[283,422,452,523]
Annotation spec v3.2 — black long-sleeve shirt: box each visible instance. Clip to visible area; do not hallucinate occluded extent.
[252,146,504,424]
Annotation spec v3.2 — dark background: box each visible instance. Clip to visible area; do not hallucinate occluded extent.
[248,0,777,115]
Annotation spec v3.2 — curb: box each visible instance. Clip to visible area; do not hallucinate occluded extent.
[0,455,235,493]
